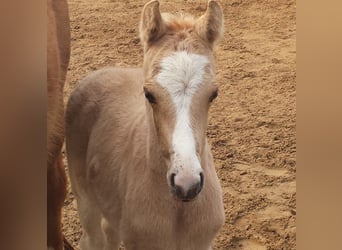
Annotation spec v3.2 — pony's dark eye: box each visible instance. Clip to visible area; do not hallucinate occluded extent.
[209,90,218,102]
[144,87,156,104]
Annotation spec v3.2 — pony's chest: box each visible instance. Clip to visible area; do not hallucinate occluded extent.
[173,199,225,235]
[122,172,224,241]
[123,193,224,238]
[121,200,223,250]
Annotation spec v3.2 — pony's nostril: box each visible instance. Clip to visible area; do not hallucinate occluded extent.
[186,179,203,200]
[199,172,204,189]
[170,173,176,187]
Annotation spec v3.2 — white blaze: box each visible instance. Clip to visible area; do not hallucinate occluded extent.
[156,51,209,174]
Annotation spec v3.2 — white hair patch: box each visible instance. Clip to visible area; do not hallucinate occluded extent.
[156,51,209,173]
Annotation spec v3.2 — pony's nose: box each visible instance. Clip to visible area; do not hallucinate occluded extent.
[170,172,204,201]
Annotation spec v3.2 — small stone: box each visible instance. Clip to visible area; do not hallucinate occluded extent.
[272,58,281,63]
[234,117,244,122]
[227,152,234,158]
[257,121,266,127]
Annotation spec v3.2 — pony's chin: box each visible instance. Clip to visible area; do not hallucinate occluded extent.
[170,192,199,203]
[181,199,191,202]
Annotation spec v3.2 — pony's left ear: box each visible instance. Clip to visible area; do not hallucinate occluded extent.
[195,0,224,47]
[140,0,166,50]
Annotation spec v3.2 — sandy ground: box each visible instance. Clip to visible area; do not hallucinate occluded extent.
[61,0,296,249]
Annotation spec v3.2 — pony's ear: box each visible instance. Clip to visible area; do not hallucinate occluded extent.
[195,0,224,47]
[140,0,166,49]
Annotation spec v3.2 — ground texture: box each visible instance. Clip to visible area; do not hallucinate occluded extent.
[62,0,296,249]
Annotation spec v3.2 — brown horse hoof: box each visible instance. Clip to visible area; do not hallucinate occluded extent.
[63,237,74,250]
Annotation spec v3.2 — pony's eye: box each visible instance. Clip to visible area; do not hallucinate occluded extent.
[209,90,218,102]
[144,87,156,104]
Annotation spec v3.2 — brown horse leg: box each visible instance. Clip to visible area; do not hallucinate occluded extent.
[47,154,71,250]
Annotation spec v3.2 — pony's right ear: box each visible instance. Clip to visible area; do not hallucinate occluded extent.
[140,0,166,50]
[195,0,224,48]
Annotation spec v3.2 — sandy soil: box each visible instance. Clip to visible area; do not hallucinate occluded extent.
[62,0,296,249]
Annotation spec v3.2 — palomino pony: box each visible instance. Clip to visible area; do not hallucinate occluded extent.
[66,0,225,249]
[47,0,73,249]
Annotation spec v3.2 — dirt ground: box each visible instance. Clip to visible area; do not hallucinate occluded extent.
[61,0,296,249]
